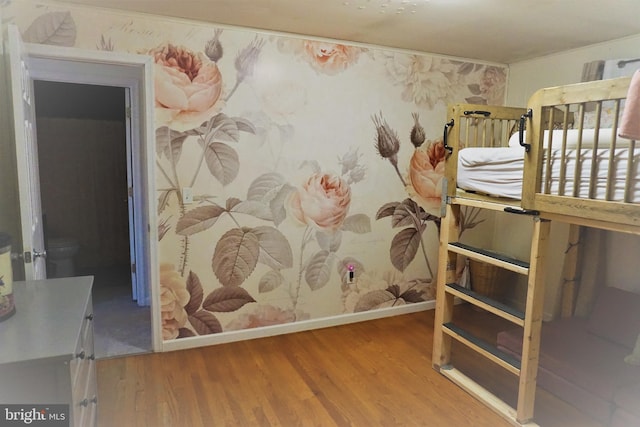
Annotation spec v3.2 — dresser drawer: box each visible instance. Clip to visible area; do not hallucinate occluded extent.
[71,299,94,389]
[0,278,96,427]
[71,297,97,427]
[73,357,97,427]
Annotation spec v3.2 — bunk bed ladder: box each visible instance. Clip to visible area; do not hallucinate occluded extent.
[432,199,550,427]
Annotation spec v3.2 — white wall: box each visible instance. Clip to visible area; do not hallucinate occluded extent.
[507,33,640,106]
[504,33,640,316]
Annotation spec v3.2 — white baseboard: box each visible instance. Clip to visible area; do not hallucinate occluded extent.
[162,300,435,353]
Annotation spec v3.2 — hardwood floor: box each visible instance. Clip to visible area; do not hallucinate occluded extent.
[96,305,602,426]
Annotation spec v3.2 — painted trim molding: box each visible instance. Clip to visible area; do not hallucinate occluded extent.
[162,300,436,352]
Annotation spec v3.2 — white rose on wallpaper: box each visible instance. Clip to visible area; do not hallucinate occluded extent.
[250,71,308,125]
[376,52,460,109]
[479,66,507,105]
[160,263,190,340]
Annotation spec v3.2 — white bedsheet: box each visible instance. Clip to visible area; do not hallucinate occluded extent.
[457,146,640,201]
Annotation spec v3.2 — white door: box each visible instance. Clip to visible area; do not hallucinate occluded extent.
[7,24,46,280]
[124,88,139,301]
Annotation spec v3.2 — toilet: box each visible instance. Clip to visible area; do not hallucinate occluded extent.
[47,238,80,278]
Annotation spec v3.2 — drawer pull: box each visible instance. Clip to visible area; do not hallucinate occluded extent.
[88,354,95,361]
[76,351,85,360]
[80,398,89,407]
[85,313,94,321]
[91,396,98,405]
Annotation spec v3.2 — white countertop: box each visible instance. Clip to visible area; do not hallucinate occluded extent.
[0,276,93,365]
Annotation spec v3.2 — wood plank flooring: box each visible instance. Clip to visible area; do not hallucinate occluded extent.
[97,305,602,426]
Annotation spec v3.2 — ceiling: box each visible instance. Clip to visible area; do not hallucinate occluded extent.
[57,0,640,64]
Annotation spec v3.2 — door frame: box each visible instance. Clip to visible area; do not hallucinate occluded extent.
[25,42,161,352]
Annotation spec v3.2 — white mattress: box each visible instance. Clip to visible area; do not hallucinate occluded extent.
[457,146,640,201]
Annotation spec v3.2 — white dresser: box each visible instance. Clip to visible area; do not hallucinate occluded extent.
[0,276,97,426]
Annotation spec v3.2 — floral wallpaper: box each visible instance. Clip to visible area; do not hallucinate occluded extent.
[4,2,506,342]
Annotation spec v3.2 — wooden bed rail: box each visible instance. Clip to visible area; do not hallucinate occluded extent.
[522,76,640,232]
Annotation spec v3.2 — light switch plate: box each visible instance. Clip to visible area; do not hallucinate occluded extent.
[182,187,193,204]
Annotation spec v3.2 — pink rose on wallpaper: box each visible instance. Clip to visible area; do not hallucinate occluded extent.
[409,139,446,212]
[225,304,309,330]
[160,262,190,340]
[288,173,352,232]
[151,43,223,131]
[277,39,364,75]
[301,41,363,75]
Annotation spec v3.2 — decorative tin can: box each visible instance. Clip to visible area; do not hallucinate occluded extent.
[0,232,15,321]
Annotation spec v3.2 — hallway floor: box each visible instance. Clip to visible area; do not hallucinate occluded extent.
[87,266,152,359]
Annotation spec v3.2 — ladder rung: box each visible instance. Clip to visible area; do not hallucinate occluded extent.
[451,193,521,212]
[449,242,529,275]
[446,283,525,326]
[442,322,521,375]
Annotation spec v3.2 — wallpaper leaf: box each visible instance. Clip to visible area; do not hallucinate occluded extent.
[270,184,296,227]
[465,96,488,105]
[202,286,256,312]
[387,284,401,298]
[259,270,284,293]
[253,226,293,270]
[230,200,274,221]
[185,270,204,315]
[156,126,188,163]
[457,62,475,75]
[354,290,394,312]
[400,288,425,303]
[203,141,240,186]
[226,197,242,211]
[232,116,256,134]
[175,205,226,236]
[342,214,372,234]
[390,227,422,272]
[468,83,482,95]
[300,160,321,174]
[245,173,295,226]
[305,250,334,291]
[376,202,401,220]
[157,189,176,215]
[188,310,223,335]
[178,328,196,338]
[212,227,260,287]
[22,11,76,46]
[247,173,286,201]
[392,205,415,228]
[316,230,342,253]
[205,113,241,144]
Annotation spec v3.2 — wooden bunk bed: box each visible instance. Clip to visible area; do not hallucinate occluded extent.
[432,76,638,426]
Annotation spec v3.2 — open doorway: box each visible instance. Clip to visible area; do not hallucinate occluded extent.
[33,80,151,359]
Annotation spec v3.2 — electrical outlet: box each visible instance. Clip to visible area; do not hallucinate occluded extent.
[182,187,193,204]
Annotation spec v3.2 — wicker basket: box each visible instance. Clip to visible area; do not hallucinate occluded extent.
[469,259,515,301]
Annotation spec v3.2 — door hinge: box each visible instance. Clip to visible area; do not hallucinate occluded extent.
[125,106,131,119]
[128,186,133,197]
[131,263,136,274]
